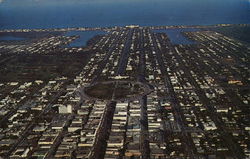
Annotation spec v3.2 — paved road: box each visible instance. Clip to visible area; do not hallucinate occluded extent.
[150,31,195,157]
[5,89,65,158]
[88,101,116,159]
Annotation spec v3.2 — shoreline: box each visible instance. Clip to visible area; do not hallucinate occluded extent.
[0,23,250,33]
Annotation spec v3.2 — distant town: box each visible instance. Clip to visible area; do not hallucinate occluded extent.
[0,24,249,159]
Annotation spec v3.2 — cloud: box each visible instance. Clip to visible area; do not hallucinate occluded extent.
[0,0,4,3]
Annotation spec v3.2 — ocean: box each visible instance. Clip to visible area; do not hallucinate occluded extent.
[0,0,250,29]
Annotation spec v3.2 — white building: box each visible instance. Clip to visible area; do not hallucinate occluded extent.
[59,104,72,114]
